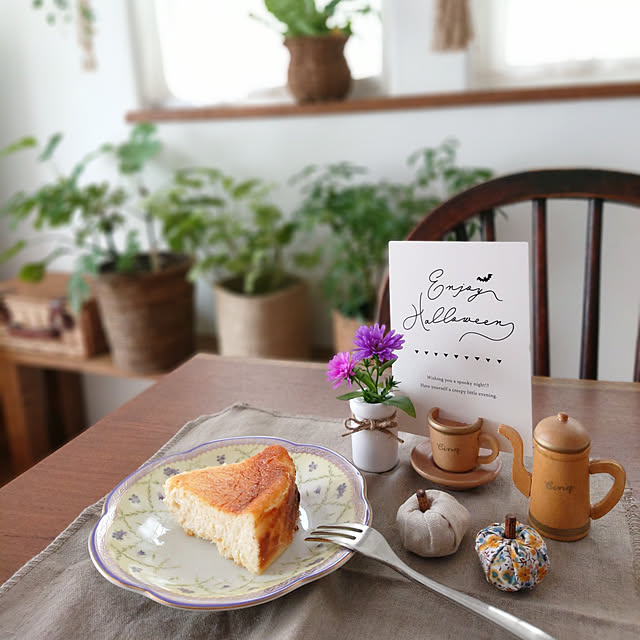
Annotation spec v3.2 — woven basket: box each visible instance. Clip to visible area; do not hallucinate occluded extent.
[284,34,351,103]
[331,309,373,355]
[214,277,310,359]
[0,272,107,358]
[92,255,194,374]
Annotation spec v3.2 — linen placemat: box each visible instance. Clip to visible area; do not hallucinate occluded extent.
[1,403,638,640]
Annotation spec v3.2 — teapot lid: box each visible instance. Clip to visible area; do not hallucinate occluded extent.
[534,412,590,453]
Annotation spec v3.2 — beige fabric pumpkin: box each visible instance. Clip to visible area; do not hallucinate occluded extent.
[396,490,470,557]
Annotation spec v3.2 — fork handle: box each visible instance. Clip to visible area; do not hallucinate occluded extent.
[378,558,555,640]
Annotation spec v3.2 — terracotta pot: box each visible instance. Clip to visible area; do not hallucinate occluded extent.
[92,254,194,374]
[331,309,372,354]
[284,34,351,103]
[214,277,310,359]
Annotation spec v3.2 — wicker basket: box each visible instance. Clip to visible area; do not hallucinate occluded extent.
[284,34,351,103]
[331,309,373,355]
[0,272,107,358]
[92,255,194,374]
[214,277,310,359]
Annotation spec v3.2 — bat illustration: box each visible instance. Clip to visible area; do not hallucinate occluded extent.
[477,273,493,282]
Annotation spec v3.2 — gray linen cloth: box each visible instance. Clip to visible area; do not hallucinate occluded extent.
[1,403,638,640]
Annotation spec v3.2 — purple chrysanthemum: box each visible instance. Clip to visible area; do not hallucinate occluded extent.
[353,323,405,362]
[326,351,356,389]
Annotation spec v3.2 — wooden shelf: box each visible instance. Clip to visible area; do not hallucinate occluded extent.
[0,335,332,381]
[0,336,332,479]
[126,81,640,123]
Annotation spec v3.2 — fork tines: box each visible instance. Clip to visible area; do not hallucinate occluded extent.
[305,522,366,543]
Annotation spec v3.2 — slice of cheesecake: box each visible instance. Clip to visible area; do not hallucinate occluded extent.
[163,444,300,575]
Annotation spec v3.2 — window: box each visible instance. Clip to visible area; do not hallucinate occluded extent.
[470,0,640,88]
[136,0,382,106]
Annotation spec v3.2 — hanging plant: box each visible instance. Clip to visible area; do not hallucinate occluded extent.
[32,0,97,70]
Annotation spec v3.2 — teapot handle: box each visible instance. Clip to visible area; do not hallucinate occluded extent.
[589,459,626,520]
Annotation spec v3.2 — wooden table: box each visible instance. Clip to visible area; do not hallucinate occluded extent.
[1,353,638,585]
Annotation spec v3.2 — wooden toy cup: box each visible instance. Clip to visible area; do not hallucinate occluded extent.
[428,407,499,473]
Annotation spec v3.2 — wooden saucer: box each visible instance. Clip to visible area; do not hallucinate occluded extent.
[410,439,502,490]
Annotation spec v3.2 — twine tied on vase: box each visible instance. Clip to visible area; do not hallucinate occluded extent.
[342,411,404,443]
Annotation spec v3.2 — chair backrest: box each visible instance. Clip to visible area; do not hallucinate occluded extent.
[377,168,640,382]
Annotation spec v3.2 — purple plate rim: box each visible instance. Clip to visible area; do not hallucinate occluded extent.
[88,435,371,610]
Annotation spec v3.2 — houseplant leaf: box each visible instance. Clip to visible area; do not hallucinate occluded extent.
[382,395,416,418]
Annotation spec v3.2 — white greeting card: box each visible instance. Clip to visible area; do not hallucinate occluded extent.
[389,241,533,456]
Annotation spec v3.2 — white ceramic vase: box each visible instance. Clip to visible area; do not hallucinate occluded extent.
[348,397,400,473]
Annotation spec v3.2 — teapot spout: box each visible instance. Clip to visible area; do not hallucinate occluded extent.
[498,424,532,498]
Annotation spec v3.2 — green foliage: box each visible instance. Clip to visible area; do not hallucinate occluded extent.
[108,122,163,175]
[149,168,318,295]
[0,137,37,159]
[408,138,495,240]
[0,123,163,311]
[292,163,419,320]
[336,355,416,417]
[292,138,494,320]
[31,0,96,68]
[32,0,73,26]
[32,0,95,28]
[255,0,374,38]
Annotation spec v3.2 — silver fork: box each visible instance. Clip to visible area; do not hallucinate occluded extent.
[306,523,555,640]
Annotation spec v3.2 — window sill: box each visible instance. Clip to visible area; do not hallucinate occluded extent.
[126,81,640,123]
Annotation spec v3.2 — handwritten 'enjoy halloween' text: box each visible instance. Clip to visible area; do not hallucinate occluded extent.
[402,269,515,342]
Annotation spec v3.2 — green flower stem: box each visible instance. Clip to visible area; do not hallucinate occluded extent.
[144,212,160,272]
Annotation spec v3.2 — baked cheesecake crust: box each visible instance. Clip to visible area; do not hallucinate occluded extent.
[163,444,300,574]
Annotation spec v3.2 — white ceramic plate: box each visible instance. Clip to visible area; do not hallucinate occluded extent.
[89,436,371,610]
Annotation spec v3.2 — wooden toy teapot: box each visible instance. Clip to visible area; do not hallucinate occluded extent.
[498,413,626,541]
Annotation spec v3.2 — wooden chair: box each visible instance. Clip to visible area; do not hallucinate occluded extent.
[376,168,640,382]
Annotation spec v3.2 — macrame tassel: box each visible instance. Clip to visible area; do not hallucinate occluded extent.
[432,0,474,52]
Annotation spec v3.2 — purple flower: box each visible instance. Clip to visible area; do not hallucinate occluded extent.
[163,467,180,477]
[337,483,347,498]
[112,530,127,541]
[326,351,356,389]
[353,324,404,362]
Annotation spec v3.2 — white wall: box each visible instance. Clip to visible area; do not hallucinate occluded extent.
[1,2,639,426]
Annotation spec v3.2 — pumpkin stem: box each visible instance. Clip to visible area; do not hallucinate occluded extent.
[416,489,430,512]
[504,514,517,539]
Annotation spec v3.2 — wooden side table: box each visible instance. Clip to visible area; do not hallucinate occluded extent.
[0,347,159,474]
[0,337,328,477]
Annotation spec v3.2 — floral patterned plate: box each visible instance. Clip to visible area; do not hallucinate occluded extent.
[89,436,371,610]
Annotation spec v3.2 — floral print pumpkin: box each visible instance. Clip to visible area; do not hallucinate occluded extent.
[475,514,550,592]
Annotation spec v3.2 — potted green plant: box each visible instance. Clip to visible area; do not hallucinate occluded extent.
[149,167,317,359]
[292,138,493,353]
[0,123,195,374]
[253,0,374,103]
